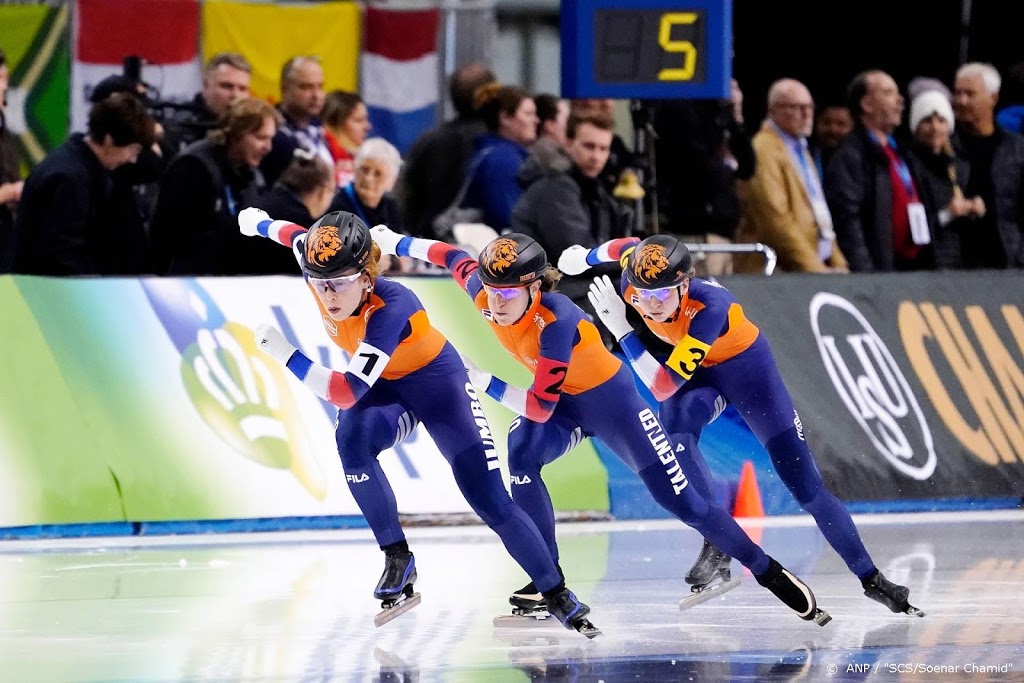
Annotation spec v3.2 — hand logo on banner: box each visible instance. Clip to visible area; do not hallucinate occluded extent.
[140,280,327,500]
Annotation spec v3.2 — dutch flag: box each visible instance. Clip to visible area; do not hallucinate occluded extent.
[360,6,441,156]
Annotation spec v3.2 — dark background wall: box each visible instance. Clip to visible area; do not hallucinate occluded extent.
[732,0,1018,122]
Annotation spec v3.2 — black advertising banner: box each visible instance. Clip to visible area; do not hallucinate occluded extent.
[718,271,1024,502]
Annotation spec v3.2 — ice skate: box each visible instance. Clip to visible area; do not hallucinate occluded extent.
[544,587,602,639]
[493,581,554,627]
[373,549,421,627]
[679,540,741,610]
[756,558,831,626]
[862,569,925,617]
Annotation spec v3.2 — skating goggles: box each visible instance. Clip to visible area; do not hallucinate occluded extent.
[483,284,527,301]
[309,272,363,293]
[635,286,676,302]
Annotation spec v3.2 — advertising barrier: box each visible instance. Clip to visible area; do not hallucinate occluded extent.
[719,271,1024,504]
[0,275,607,531]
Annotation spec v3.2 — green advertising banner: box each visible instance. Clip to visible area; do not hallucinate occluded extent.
[0,274,608,530]
[0,3,71,167]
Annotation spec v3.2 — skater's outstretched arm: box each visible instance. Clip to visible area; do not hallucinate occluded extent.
[462,311,573,423]
[238,207,307,266]
[369,225,485,299]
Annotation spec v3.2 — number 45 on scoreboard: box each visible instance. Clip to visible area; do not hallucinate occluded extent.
[561,0,732,100]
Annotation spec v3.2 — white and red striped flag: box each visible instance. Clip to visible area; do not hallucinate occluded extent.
[361,6,441,155]
[72,0,201,132]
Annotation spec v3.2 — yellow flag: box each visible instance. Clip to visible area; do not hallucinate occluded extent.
[202,0,360,102]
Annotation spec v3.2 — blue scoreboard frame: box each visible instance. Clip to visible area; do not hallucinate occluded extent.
[561,0,732,99]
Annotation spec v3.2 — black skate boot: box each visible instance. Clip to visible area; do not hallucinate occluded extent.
[862,569,925,617]
[509,581,546,615]
[679,540,740,610]
[755,558,831,626]
[372,548,421,627]
[542,586,601,639]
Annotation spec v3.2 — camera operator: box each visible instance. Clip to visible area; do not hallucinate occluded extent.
[150,97,288,275]
[161,53,251,154]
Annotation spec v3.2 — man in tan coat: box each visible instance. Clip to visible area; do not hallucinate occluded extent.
[735,79,848,273]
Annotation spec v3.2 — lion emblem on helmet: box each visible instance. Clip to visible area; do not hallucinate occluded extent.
[483,238,519,273]
[306,224,343,267]
[632,243,670,284]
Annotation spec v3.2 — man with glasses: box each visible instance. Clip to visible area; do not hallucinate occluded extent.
[372,225,834,627]
[735,78,849,273]
[557,235,923,618]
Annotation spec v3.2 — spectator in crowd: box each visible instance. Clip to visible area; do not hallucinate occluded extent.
[906,89,984,269]
[461,83,537,232]
[825,70,931,272]
[996,61,1024,134]
[163,53,251,154]
[652,80,754,275]
[953,62,1024,268]
[570,98,634,196]
[330,137,405,272]
[0,47,24,270]
[322,90,371,188]
[150,97,292,275]
[735,78,848,273]
[250,149,336,228]
[329,137,403,230]
[10,94,155,275]
[399,62,496,238]
[534,94,570,151]
[84,74,170,274]
[511,112,631,325]
[260,56,329,187]
[810,102,854,180]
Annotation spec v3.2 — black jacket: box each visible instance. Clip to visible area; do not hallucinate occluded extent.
[512,146,631,314]
[10,134,142,275]
[952,127,1024,267]
[252,185,322,229]
[825,126,924,272]
[150,140,292,275]
[328,184,403,232]
[0,108,20,271]
[906,144,970,269]
[398,115,486,238]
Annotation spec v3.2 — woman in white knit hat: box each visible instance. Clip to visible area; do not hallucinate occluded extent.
[906,89,985,268]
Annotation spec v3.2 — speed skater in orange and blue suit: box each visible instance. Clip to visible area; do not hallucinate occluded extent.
[235,207,599,634]
[558,234,923,617]
[370,222,833,625]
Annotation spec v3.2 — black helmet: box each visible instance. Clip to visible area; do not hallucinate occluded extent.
[477,233,549,286]
[301,211,372,278]
[624,235,694,289]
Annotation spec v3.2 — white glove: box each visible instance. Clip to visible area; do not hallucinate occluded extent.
[370,224,403,256]
[253,324,297,365]
[239,207,270,237]
[587,275,633,341]
[459,353,492,391]
[557,244,593,276]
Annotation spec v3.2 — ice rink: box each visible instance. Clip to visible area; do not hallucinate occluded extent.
[1,509,1022,682]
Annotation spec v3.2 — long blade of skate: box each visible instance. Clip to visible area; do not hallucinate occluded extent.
[678,576,740,610]
[374,592,421,627]
[493,613,557,628]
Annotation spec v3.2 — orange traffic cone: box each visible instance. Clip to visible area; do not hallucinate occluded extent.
[733,460,765,518]
[733,460,765,547]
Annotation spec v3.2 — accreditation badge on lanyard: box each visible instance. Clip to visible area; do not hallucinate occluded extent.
[889,136,930,245]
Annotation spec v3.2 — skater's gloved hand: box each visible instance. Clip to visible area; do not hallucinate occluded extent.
[587,275,632,341]
[238,207,270,237]
[459,353,492,391]
[557,245,593,276]
[253,324,297,365]
[370,224,403,256]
